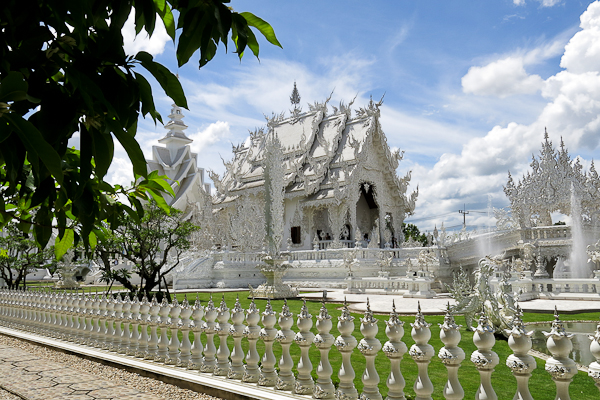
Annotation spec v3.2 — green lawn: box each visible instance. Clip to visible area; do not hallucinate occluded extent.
[159,291,599,400]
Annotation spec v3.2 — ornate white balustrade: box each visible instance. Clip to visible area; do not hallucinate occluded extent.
[490,275,600,301]
[1,289,600,400]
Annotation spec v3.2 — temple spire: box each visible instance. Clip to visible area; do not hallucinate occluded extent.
[290,81,301,109]
[158,103,192,149]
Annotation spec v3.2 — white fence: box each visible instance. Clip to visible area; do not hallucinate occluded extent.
[0,289,599,400]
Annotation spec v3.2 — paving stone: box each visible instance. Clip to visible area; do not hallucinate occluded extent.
[52,374,97,384]
[51,395,93,400]
[69,380,117,391]
[22,362,64,372]
[4,378,55,391]
[16,383,73,400]
[87,386,141,399]
[38,368,79,377]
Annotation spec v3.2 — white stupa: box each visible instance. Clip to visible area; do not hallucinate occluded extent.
[146,104,211,216]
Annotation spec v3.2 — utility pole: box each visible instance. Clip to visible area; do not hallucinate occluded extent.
[458,204,469,229]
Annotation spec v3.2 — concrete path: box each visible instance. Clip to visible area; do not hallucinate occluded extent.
[0,345,163,400]
[301,288,600,315]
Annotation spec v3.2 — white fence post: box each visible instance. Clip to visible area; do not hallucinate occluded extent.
[243,299,261,383]
[313,297,334,399]
[215,295,231,376]
[166,297,181,365]
[275,299,295,390]
[155,297,170,362]
[294,299,314,395]
[228,296,245,379]
[178,296,193,367]
[506,306,535,400]
[543,308,576,400]
[384,300,407,400]
[471,313,499,400]
[145,295,160,360]
[409,302,434,400]
[188,294,205,370]
[258,299,278,386]
[128,296,141,356]
[120,295,131,354]
[334,298,358,400]
[438,304,464,400]
[359,299,382,400]
[200,296,217,373]
[136,295,151,358]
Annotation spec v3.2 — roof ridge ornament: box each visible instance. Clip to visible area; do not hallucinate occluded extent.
[290,81,301,108]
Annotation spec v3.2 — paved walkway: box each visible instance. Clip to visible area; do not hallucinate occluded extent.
[301,288,600,314]
[0,345,163,400]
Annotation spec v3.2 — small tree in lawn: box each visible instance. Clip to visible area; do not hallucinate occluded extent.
[96,201,199,299]
[0,222,54,289]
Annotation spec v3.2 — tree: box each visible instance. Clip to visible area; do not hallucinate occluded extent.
[402,222,428,246]
[0,222,55,289]
[95,202,199,298]
[0,1,281,254]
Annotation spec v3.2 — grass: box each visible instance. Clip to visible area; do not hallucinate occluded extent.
[156,291,599,400]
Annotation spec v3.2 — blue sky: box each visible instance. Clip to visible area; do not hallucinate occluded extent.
[110,0,600,233]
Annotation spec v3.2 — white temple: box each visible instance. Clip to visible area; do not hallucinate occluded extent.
[146,104,211,217]
[172,89,443,291]
[209,94,418,252]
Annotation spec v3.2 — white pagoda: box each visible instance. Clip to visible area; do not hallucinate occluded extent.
[146,104,211,217]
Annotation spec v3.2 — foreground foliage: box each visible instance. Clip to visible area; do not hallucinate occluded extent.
[0,0,280,252]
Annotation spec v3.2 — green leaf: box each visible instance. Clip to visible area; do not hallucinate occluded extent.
[5,114,64,184]
[145,170,176,197]
[108,119,147,178]
[0,71,28,103]
[154,0,175,40]
[55,228,75,260]
[135,51,188,109]
[239,12,282,48]
[90,128,114,180]
[148,189,170,212]
[134,72,162,123]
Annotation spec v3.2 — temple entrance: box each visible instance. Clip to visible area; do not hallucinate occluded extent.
[356,183,379,242]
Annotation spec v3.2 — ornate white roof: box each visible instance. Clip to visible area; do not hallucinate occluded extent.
[211,95,417,214]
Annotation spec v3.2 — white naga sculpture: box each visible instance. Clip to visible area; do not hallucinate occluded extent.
[449,257,516,333]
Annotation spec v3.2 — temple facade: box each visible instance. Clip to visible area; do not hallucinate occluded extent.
[209,94,418,253]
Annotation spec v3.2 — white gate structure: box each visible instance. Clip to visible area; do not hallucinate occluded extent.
[0,289,599,400]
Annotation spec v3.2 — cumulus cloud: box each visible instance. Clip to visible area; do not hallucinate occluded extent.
[560,1,600,73]
[411,1,600,231]
[122,11,171,56]
[188,121,231,154]
[462,57,544,97]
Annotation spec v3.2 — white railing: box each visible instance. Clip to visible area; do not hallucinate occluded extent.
[491,273,600,301]
[0,289,599,399]
[210,247,429,264]
[345,271,436,298]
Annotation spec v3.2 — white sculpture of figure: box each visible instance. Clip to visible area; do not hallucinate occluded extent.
[55,250,80,289]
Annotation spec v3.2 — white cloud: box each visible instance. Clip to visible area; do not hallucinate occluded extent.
[539,0,562,7]
[462,57,544,97]
[560,1,600,73]
[513,0,526,6]
[122,12,171,56]
[188,121,231,154]
[411,1,600,231]
[106,157,135,188]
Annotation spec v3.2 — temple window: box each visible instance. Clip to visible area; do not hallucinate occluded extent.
[291,226,302,244]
